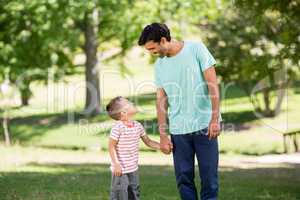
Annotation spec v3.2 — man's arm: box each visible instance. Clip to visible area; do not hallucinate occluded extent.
[157,88,168,134]
[141,135,160,150]
[108,138,122,176]
[203,66,221,139]
[156,88,173,154]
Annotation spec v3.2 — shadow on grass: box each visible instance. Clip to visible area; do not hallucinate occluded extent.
[126,92,156,106]
[220,84,248,100]
[7,111,109,144]
[2,92,157,144]
[134,109,258,136]
[125,84,249,104]
[221,110,257,124]
[0,90,261,149]
[0,162,300,200]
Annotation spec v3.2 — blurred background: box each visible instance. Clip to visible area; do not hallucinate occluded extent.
[0,0,300,199]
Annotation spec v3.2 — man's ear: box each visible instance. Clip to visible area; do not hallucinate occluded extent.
[160,37,167,44]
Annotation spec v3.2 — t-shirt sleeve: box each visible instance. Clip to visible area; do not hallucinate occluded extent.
[154,62,163,88]
[110,125,120,141]
[137,122,146,137]
[195,42,217,72]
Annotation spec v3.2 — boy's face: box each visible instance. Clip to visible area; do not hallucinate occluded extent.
[119,98,137,118]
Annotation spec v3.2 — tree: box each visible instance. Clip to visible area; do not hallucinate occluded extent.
[0,0,162,115]
[1,0,219,116]
[234,0,300,66]
[0,77,15,146]
[0,0,76,106]
[206,4,299,117]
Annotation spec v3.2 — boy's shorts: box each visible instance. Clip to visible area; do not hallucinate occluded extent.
[110,170,140,200]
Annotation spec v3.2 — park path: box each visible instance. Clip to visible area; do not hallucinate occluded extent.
[1,146,300,170]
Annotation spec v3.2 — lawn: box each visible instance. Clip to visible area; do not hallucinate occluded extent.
[1,144,300,200]
[5,88,300,155]
[2,53,299,155]
[1,161,299,200]
[1,54,300,200]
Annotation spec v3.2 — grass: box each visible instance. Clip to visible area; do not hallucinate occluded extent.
[3,88,300,155]
[1,38,300,200]
[1,87,300,200]
[1,50,299,155]
[1,162,299,200]
[1,145,299,200]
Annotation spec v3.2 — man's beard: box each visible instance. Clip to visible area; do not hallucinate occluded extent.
[158,49,167,58]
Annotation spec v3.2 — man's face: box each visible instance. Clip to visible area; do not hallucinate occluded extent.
[144,40,168,57]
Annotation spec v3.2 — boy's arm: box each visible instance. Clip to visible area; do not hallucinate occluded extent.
[141,134,160,150]
[108,138,122,176]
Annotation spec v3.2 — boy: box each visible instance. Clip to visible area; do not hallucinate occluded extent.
[106,96,160,200]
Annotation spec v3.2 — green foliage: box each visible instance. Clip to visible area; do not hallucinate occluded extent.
[0,0,77,104]
[206,3,299,116]
[207,7,296,83]
[0,0,151,105]
[234,0,300,64]
[1,0,208,104]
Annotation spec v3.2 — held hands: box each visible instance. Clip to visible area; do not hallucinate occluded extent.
[158,119,220,155]
[160,133,173,154]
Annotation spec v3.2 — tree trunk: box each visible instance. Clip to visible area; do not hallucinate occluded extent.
[83,8,101,116]
[2,110,11,146]
[262,89,274,117]
[18,79,32,106]
[274,68,290,116]
[274,87,285,115]
[20,88,30,106]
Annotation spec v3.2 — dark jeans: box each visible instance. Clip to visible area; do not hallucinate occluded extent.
[110,170,140,200]
[171,128,219,200]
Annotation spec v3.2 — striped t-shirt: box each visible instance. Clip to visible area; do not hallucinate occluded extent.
[110,120,146,174]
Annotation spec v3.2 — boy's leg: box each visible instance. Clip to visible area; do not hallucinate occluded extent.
[110,174,130,200]
[194,128,219,200]
[127,170,140,200]
[171,134,198,200]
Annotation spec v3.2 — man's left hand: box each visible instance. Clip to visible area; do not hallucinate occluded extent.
[208,119,221,140]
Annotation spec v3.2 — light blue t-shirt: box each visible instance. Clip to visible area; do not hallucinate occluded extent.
[154,41,221,135]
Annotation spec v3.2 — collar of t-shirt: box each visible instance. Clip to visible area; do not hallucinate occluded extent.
[122,120,135,128]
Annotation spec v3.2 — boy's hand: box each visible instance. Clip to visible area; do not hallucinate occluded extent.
[113,163,122,176]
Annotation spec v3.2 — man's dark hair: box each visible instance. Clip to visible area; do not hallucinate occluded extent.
[106,96,123,120]
[138,23,171,46]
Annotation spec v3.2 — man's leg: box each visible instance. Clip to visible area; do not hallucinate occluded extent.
[127,170,140,200]
[194,128,219,200]
[171,134,198,200]
[110,174,129,200]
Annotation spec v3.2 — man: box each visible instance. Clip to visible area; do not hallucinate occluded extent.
[138,23,221,200]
